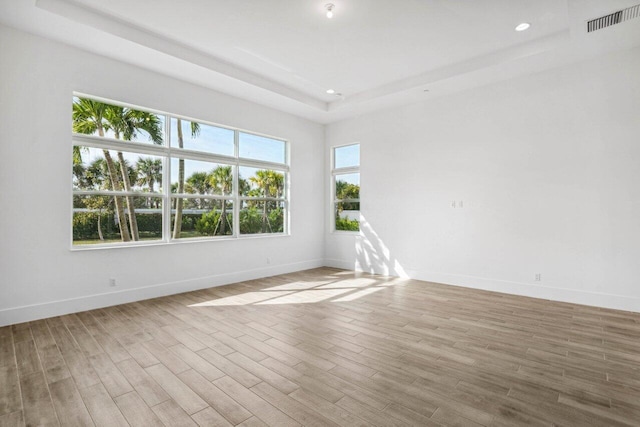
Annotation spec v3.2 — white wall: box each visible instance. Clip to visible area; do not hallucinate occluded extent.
[326,45,640,312]
[0,25,325,326]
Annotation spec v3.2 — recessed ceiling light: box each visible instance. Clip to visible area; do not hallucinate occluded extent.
[515,22,531,32]
[326,89,335,94]
[325,3,335,19]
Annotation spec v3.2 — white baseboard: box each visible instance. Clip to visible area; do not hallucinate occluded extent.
[411,271,640,313]
[0,259,324,326]
[326,258,640,313]
[324,258,358,271]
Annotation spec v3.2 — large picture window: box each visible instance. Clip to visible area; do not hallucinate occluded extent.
[72,95,288,247]
[332,143,360,231]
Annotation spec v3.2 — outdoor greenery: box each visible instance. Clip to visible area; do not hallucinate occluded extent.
[72,97,287,245]
[73,98,163,242]
[332,143,361,232]
[335,179,360,231]
[335,216,360,231]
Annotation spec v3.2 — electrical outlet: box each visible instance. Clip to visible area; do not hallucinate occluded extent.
[266,257,271,265]
[451,201,456,208]
[535,273,541,282]
[109,278,117,287]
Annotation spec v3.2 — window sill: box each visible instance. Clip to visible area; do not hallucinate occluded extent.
[70,232,290,251]
[330,230,361,236]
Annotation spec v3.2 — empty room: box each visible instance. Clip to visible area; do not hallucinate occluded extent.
[1,0,640,426]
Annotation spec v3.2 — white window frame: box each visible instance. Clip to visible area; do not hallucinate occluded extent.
[71,94,289,250]
[331,143,360,233]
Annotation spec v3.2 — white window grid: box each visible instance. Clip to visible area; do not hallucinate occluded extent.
[330,143,360,233]
[71,97,290,249]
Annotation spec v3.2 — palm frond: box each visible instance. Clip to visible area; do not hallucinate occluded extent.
[190,121,201,138]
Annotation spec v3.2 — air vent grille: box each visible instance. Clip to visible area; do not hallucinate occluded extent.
[587,4,640,32]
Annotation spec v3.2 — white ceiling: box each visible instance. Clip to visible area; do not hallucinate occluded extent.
[1,0,640,123]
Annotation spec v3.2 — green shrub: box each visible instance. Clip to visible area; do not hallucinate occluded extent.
[195,211,232,236]
[336,217,359,231]
[72,212,121,240]
[268,208,284,233]
[135,213,162,232]
[240,207,262,234]
[195,211,222,236]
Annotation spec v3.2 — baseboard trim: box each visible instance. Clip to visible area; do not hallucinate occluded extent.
[325,259,640,313]
[412,271,640,313]
[324,258,358,271]
[0,259,324,326]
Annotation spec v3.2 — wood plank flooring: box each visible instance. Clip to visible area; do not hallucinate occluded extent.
[1,267,640,426]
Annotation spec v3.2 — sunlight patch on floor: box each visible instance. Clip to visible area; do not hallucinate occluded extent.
[316,277,377,289]
[332,286,385,302]
[257,288,349,305]
[263,280,337,291]
[189,290,294,306]
[187,273,403,307]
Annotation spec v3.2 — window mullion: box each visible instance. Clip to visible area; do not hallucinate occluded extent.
[237,157,289,172]
[173,194,234,200]
[172,149,237,165]
[74,190,162,197]
[233,130,240,237]
[73,134,169,157]
[163,115,172,242]
[332,166,359,175]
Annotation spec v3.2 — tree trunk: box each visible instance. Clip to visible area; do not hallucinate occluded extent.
[149,177,154,208]
[262,195,268,233]
[220,200,227,235]
[102,149,131,241]
[117,152,139,241]
[97,212,104,241]
[172,120,185,239]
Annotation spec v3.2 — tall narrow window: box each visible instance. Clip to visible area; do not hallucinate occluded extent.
[332,143,360,231]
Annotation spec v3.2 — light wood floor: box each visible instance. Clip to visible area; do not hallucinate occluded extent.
[1,268,640,427]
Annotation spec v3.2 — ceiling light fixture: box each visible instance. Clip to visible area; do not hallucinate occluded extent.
[325,3,335,18]
[515,22,531,31]
[326,89,335,94]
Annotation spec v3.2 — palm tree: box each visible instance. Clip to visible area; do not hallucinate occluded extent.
[266,170,284,232]
[105,106,163,240]
[186,171,212,209]
[72,162,87,190]
[86,158,109,190]
[73,98,131,241]
[249,170,284,232]
[137,158,162,207]
[238,177,250,197]
[83,157,115,241]
[72,145,93,189]
[172,119,200,238]
[266,170,284,198]
[209,165,233,234]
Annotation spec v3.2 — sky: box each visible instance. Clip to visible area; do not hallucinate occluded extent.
[334,144,360,190]
[334,143,360,169]
[170,118,286,164]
